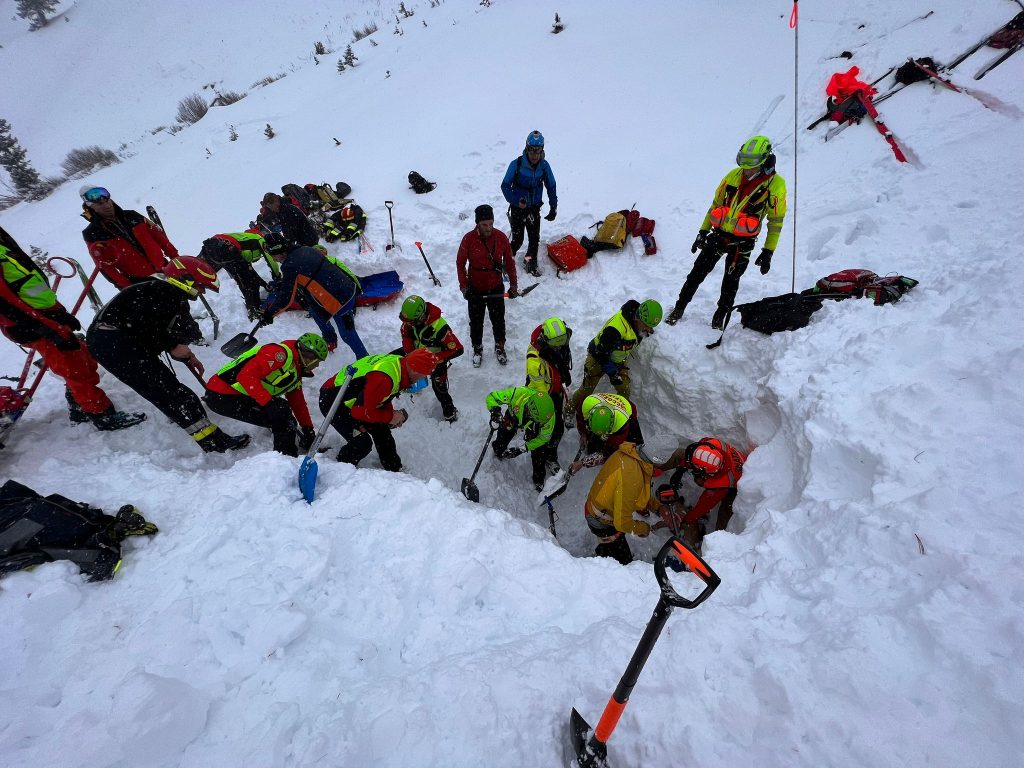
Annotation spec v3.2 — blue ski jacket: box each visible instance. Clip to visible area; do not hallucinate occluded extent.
[501,151,557,209]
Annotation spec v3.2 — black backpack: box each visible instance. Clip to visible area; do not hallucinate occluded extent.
[408,171,436,194]
[894,57,938,85]
[734,292,842,335]
[281,183,315,212]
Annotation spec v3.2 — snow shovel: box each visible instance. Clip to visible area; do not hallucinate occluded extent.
[565,537,721,768]
[298,370,352,503]
[461,425,497,503]
[384,200,400,251]
[220,321,263,358]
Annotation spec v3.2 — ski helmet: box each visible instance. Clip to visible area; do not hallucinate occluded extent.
[586,405,616,438]
[402,348,439,378]
[525,392,555,424]
[526,130,545,149]
[540,317,568,347]
[637,435,680,466]
[736,135,773,169]
[79,185,110,203]
[688,441,724,474]
[400,295,427,323]
[162,256,220,293]
[297,332,329,363]
[637,299,663,328]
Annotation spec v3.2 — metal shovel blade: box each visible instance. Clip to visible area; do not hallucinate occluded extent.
[460,477,480,503]
[298,456,319,503]
[221,331,258,358]
[565,708,607,768]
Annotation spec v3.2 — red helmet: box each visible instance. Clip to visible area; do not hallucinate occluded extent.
[163,256,220,293]
[688,441,724,474]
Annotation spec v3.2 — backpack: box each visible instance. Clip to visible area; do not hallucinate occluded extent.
[312,182,349,210]
[324,203,366,242]
[281,183,314,212]
[594,211,628,248]
[735,292,836,335]
[547,235,588,274]
[862,275,919,305]
[408,171,436,194]
[812,269,918,304]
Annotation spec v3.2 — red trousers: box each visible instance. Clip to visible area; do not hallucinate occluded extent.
[27,337,112,415]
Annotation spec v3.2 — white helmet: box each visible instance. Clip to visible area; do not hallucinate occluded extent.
[637,435,680,465]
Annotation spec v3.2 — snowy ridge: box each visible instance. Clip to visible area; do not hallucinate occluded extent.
[2,1,1024,767]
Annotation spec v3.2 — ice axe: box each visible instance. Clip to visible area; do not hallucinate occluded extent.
[565,537,721,768]
[298,369,352,503]
[537,445,585,537]
[506,282,539,299]
[414,241,442,287]
[461,424,497,503]
[384,201,401,251]
[220,321,263,358]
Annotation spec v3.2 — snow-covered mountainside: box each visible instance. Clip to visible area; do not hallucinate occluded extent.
[1,1,1022,766]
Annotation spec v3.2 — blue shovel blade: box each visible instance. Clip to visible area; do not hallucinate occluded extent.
[298,456,319,503]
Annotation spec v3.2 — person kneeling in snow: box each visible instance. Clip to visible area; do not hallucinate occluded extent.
[318,349,438,471]
[659,437,747,550]
[572,392,644,471]
[583,437,677,566]
[204,333,327,457]
[485,386,556,491]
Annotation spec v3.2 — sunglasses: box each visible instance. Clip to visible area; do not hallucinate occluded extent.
[83,187,111,203]
[526,147,543,153]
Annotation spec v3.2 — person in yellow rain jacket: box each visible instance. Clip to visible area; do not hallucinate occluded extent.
[666,135,787,330]
[584,437,677,565]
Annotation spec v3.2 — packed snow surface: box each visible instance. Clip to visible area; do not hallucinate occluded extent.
[1,1,1022,766]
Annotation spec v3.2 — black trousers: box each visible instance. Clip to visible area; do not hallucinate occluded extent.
[674,231,754,313]
[86,328,208,434]
[493,419,549,488]
[431,361,456,418]
[318,388,402,471]
[508,204,542,263]
[467,293,506,350]
[586,517,633,565]
[204,391,298,456]
[200,239,268,315]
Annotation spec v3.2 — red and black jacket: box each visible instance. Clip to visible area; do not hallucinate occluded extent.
[82,204,178,289]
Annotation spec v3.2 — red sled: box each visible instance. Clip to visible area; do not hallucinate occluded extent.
[547,235,588,274]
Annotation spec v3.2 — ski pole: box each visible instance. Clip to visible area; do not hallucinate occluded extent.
[414,241,442,287]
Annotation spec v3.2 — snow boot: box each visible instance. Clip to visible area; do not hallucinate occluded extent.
[197,428,251,453]
[665,304,685,326]
[443,407,459,423]
[524,257,541,277]
[472,347,483,368]
[495,345,508,366]
[91,407,147,432]
[66,395,91,425]
[711,308,728,331]
[109,505,159,539]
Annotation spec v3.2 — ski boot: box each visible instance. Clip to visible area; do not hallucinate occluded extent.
[197,428,251,453]
[711,307,728,331]
[443,407,459,424]
[524,257,542,277]
[495,345,508,366]
[67,399,91,425]
[91,407,148,432]
[110,505,159,539]
[472,347,483,368]
[665,304,686,326]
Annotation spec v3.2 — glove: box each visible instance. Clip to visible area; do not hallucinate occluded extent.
[461,287,469,299]
[260,309,275,326]
[544,207,557,222]
[53,332,82,351]
[489,407,503,429]
[755,248,773,275]
[501,446,525,459]
[601,361,618,377]
[609,372,623,387]
[48,308,81,332]
[581,452,604,468]
[298,426,316,452]
[691,230,709,253]
[506,286,519,299]
[632,520,652,538]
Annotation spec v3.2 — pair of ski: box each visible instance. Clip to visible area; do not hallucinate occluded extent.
[945,10,1024,81]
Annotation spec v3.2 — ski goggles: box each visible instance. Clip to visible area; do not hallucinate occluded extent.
[82,187,111,203]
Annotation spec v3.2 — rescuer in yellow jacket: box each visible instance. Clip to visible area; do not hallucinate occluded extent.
[666,135,787,330]
[583,438,676,565]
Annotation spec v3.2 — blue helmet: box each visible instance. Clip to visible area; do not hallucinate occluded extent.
[526,130,545,148]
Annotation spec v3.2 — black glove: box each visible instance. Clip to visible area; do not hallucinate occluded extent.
[691,230,709,254]
[298,426,316,452]
[609,372,623,387]
[260,309,275,326]
[501,446,525,459]
[48,308,81,332]
[544,207,557,222]
[755,248,773,275]
[489,407,503,429]
[53,332,82,351]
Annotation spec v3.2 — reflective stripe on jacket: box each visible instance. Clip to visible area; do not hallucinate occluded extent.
[700,168,787,250]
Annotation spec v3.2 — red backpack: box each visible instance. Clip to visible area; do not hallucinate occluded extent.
[813,269,918,305]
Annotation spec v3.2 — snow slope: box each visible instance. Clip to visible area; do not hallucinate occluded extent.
[2,1,1023,766]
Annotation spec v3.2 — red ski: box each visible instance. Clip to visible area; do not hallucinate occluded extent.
[855,91,908,163]
[908,58,1015,114]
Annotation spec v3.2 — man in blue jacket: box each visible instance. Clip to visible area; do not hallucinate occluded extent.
[261,245,368,361]
[501,130,557,277]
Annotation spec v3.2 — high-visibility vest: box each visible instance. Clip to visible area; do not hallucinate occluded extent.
[216,342,301,397]
[336,354,402,408]
[408,316,451,354]
[0,245,56,309]
[592,311,638,364]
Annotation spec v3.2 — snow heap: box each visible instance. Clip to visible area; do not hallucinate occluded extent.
[1,1,1022,766]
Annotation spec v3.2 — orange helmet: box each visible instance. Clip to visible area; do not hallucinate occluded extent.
[688,441,724,475]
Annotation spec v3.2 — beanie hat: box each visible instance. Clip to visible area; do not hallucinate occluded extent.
[402,348,439,378]
[474,204,495,223]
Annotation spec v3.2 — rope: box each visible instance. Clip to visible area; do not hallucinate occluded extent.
[790,0,799,293]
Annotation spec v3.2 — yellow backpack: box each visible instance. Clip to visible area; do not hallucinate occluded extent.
[594,211,628,248]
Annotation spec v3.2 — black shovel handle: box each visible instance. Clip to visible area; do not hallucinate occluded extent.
[467,424,497,485]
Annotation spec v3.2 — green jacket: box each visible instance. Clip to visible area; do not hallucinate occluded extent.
[485,386,553,452]
[701,168,787,251]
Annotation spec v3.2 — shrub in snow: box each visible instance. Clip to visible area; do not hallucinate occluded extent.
[60,146,119,177]
[176,93,209,125]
